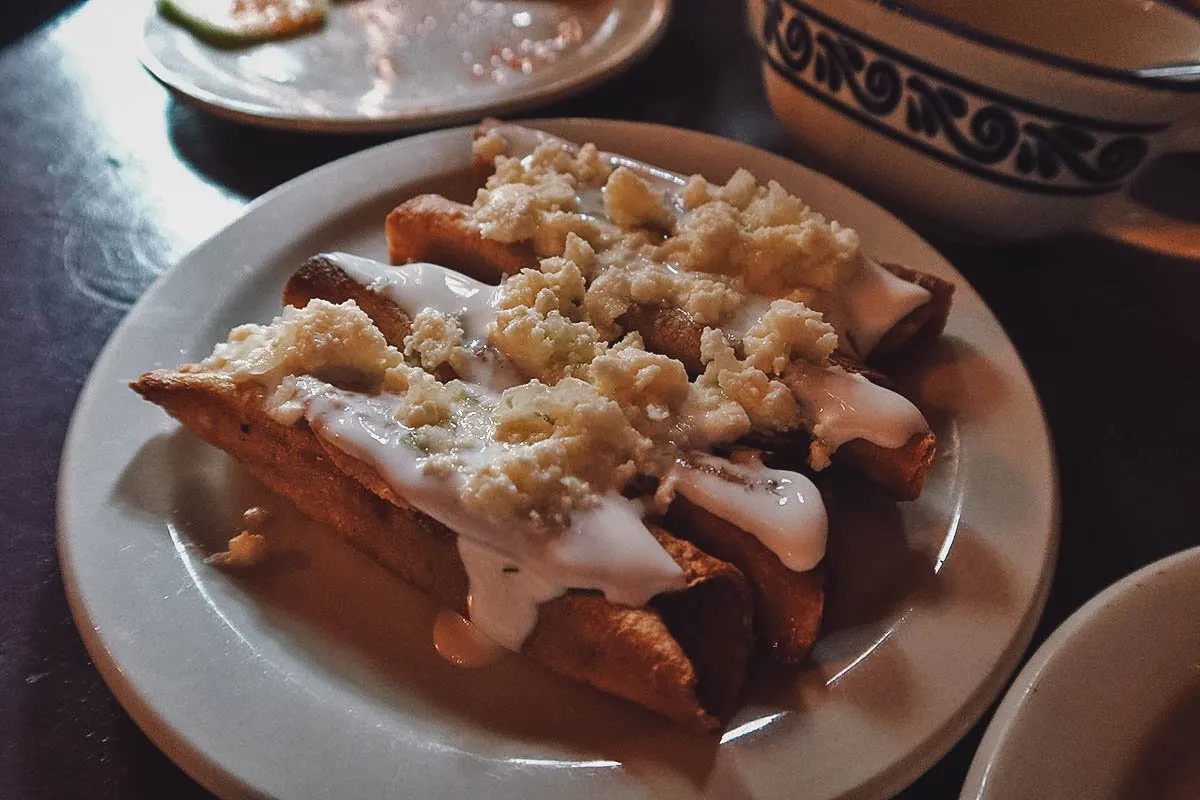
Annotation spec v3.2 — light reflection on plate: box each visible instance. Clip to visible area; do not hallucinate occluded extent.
[139,0,671,133]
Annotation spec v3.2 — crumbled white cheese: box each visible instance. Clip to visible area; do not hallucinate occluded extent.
[561,233,597,274]
[196,136,878,535]
[484,140,611,189]
[661,173,860,295]
[474,179,578,244]
[473,140,621,260]
[470,140,857,370]
[656,201,741,276]
[741,299,837,375]
[683,380,753,445]
[403,309,470,374]
[496,254,587,316]
[694,328,801,436]
[529,212,612,260]
[473,377,650,525]
[604,167,674,230]
[472,128,509,166]
[588,334,691,435]
[201,299,400,388]
[584,257,746,336]
[241,506,271,527]
[198,297,648,529]
[489,306,605,382]
[380,362,472,429]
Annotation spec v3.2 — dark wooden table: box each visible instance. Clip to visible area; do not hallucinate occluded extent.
[2,1,1198,797]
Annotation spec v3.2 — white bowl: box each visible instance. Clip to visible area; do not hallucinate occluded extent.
[747,0,1200,254]
[960,545,1200,800]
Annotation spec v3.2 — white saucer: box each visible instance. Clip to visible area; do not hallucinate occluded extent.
[58,119,1058,799]
[140,0,671,132]
[961,545,1200,800]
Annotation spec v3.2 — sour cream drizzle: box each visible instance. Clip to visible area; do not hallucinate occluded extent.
[828,256,930,359]
[671,454,828,572]
[786,364,928,451]
[324,252,522,391]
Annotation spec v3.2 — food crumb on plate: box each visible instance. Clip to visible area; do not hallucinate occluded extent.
[207,531,268,568]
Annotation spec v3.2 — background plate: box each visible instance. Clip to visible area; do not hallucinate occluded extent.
[141,0,671,132]
[58,120,1058,799]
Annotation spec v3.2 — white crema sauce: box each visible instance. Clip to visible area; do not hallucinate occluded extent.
[828,255,930,359]
[323,252,522,391]
[786,364,928,451]
[670,454,828,572]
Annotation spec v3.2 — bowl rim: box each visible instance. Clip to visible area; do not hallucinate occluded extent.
[875,0,1200,94]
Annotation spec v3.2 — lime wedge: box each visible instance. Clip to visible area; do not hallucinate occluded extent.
[157,0,329,47]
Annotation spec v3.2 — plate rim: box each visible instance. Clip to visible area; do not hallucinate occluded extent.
[57,118,1060,800]
[137,0,673,134]
[959,544,1200,800]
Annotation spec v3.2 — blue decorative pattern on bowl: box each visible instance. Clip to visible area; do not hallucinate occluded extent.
[758,0,1167,196]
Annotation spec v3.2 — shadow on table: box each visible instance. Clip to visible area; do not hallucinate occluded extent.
[164,100,395,201]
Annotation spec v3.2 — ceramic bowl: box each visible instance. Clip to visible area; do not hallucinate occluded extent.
[747,0,1200,254]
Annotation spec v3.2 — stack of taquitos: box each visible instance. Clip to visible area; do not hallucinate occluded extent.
[132,124,953,728]
[133,266,756,729]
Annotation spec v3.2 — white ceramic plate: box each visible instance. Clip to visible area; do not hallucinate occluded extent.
[140,0,670,133]
[58,119,1058,800]
[961,546,1200,800]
